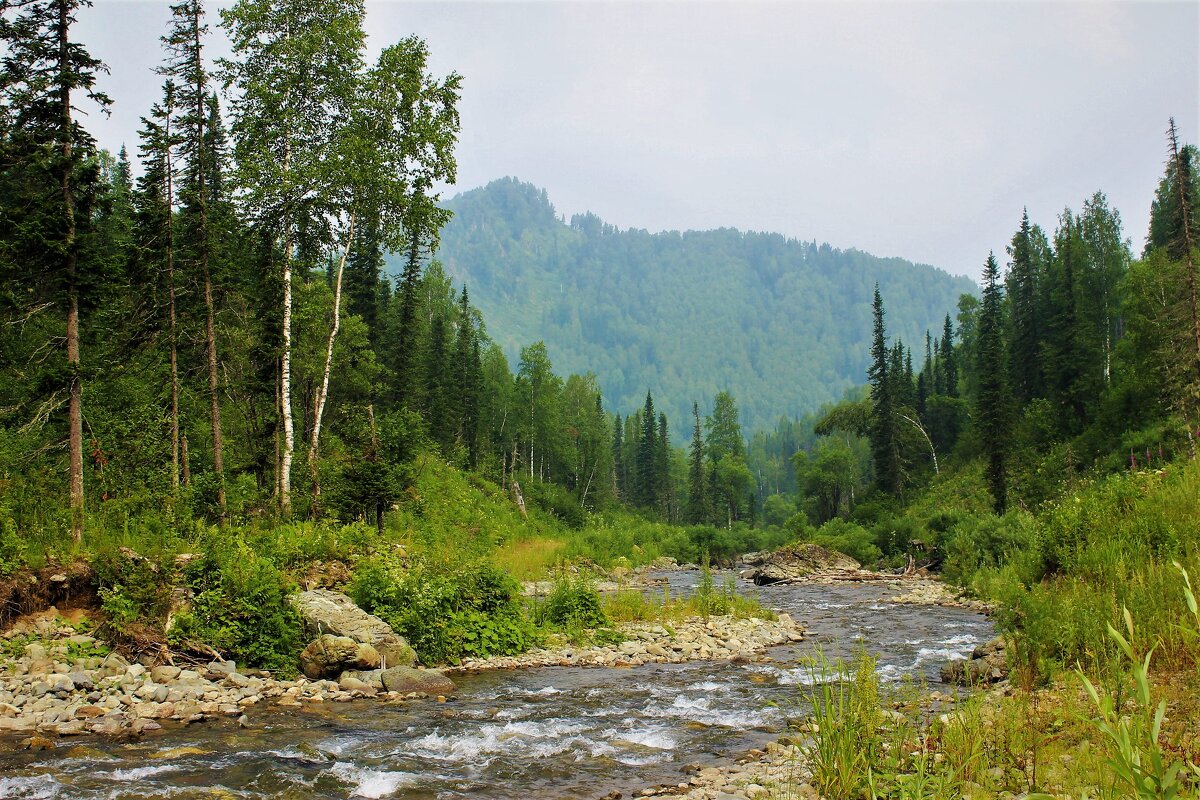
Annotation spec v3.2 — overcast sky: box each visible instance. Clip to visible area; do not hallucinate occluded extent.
[78,1,1199,281]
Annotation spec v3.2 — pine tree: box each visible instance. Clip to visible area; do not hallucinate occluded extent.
[976,253,1010,513]
[685,401,710,523]
[611,413,624,500]
[939,315,958,398]
[424,312,452,451]
[635,391,658,509]
[655,412,672,519]
[452,286,480,465]
[1005,209,1044,404]
[0,0,111,540]
[868,286,901,496]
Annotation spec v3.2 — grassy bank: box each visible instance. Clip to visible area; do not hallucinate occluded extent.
[1,451,780,672]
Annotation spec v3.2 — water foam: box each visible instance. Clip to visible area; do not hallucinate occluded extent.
[0,775,63,800]
[328,762,415,799]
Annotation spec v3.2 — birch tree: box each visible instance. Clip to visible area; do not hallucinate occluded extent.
[220,0,365,515]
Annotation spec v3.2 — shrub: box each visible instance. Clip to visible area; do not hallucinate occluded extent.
[168,540,302,673]
[91,548,175,632]
[812,518,882,566]
[533,573,607,629]
[349,557,539,665]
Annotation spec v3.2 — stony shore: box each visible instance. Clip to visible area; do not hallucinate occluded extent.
[0,613,452,745]
[445,612,806,673]
[628,741,816,800]
[1,608,805,744]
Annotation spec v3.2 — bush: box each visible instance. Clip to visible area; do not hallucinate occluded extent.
[349,556,539,665]
[167,540,302,673]
[92,548,175,632]
[533,573,607,629]
[525,479,586,529]
[0,503,26,577]
[812,518,882,566]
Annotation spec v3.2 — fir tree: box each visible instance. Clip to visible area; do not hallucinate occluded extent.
[868,286,901,496]
[0,0,112,540]
[976,253,1010,513]
[635,391,658,509]
[1005,209,1044,404]
[685,402,710,523]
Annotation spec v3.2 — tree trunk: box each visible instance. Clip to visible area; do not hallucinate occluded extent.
[280,233,295,516]
[58,1,83,542]
[308,214,355,511]
[166,95,180,496]
[204,273,225,517]
[181,434,191,486]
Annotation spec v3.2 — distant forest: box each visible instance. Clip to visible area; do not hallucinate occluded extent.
[417,178,977,440]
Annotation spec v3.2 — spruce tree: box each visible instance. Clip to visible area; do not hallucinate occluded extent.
[655,412,672,520]
[868,286,901,496]
[976,253,1010,513]
[685,402,710,523]
[611,413,624,500]
[1005,209,1044,404]
[0,0,111,540]
[635,391,658,509]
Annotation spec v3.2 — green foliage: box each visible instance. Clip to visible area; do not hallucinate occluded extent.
[92,549,175,631]
[168,539,302,673]
[531,572,607,629]
[802,649,884,798]
[428,178,976,440]
[348,556,538,665]
[809,518,882,567]
[1078,602,1200,799]
[0,502,26,577]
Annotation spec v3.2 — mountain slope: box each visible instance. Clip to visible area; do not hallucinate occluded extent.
[401,177,977,435]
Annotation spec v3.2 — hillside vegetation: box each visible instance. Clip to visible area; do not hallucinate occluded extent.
[420,177,976,437]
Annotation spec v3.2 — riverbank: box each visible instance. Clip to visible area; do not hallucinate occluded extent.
[0,604,805,744]
[446,612,805,673]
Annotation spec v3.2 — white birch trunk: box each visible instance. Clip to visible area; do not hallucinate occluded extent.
[308,214,355,504]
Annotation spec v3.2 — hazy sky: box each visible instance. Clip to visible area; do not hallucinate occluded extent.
[78,1,1199,281]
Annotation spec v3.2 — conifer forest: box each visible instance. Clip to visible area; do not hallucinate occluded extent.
[0,1,1198,798]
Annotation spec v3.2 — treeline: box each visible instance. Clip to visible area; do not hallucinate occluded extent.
[0,0,766,545]
[780,121,1199,529]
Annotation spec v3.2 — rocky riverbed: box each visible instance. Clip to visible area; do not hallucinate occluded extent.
[446,613,805,673]
[0,605,804,745]
[0,575,994,800]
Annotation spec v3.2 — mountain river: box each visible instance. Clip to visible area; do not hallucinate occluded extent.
[0,573,993,800]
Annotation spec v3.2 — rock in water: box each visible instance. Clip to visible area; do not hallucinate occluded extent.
[379,666,455,695]
[751,543,860,585]
[299,635,382,680]
[940,636,1008,686]
[290,589,416,668]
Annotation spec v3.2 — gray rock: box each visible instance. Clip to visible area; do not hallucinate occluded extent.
[97,653,129,679]
[67,672,94,691]
[940,637,1008,686]
[298,635,381,680]
[379,666,455,695]
[150,665,181,683]
[290,590,416,668]
[341,669,384,691]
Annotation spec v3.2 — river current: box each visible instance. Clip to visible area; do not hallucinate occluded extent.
[0,573,993,800]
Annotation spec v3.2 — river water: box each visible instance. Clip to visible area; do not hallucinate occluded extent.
[0,574,992,800]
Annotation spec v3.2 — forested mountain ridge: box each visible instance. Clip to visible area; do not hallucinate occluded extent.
[395,178,978,437]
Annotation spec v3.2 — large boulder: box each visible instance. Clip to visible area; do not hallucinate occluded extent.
[751,543,860,585]
[290,589,416,668]
[379,666,455,695]
[940,637,1008,686]
[298,634,381,680]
